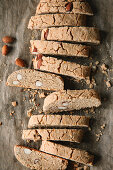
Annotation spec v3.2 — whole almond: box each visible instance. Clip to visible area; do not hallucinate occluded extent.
[15,58,26,67]
[2,36,14,43]
[2,45,9,56]
[65,2,73,12]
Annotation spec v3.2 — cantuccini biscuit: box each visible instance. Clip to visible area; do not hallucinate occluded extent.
[22,129,84,143]
[40,141,94,166]
[30,40,90,57]
[43,89,101,113]
[28,115,90,128]
[28,14,86,29]
[36,1,93,16]
[41,27,100,44]
[14,145,68,170]
[33,55,91,81]
[6,69,64,91]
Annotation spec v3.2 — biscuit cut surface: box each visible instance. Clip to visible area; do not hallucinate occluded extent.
[41,27,100,44]
[28,14,86,29]
[36,1,93,15]
[40,141,94,166]
[14,145,68,170]
[43,89,101,113]
[30,40,90,57]
[33,56,91,81]
[28,115,90,128]
[22,129,84,143]
[6,69,64,91]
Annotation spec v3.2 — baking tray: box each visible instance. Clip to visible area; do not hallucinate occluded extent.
[0,0,113,169]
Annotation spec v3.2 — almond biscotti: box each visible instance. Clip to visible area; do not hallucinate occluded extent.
[28,115,90,128]
[43,89,101,113]
[40,141,94,166]
[30,40,90,57]
[22,129,84,143]
[36,1,93,16]
[41,27,100,44]
[6,69,64,91]
[28,14,86,29]
[33,55,91,81]
[14,145,68,170]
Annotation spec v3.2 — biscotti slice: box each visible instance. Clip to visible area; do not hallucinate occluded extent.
[30,40,90,57]
[41,27,100,44]
[43,89,101,113]
[36,1,93,16]
[40,141,94,166]
[28,115,90,128]
[22,129,84,143]
[33,55,91,81]
[14,145,68,170]
[28,14,86,29]
[6,69,64,91]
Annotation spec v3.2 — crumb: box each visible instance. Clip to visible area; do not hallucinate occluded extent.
[89,83,94,89]
[90,108,95,114]
[84,110,89,114]
[101,124,106,129]
[38,109,43,114]
[12,101,17,107]
[26,139,30,143]
[101,64,107,71]
[84,166,90,170]
[27,109,33,117]
[106,80,111,88]
[92,65,97,73]
[95,61,99,65]
[0,122,2,126]
[88,127,91,131]
[38,92,46,98]
[10,111,15,116]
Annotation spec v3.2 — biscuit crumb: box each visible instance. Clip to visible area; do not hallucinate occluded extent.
[101,124,106,129]
[10,111,15,116]
[101,63,107,71]
[106,80,111,88]
[27,109,33,117]
[12,101,17,107]
[38,91,46,98]
[95,61,99,65]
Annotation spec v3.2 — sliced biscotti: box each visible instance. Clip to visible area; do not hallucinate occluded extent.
[41,27,100,44]
[28,115,90,128]
[28,14,86,29]
[40,141,94,166]
[36,1,93,16]
[30,40,90,57]
[14,145,68,170]
[6,69,64,91]
[33,55,91,81]
[22,129,84,143]
[43,89,101,113]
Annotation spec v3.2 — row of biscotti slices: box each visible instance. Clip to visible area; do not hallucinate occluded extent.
[13,0,99,169]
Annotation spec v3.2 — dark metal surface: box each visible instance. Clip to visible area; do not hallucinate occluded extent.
[0,0,113,170]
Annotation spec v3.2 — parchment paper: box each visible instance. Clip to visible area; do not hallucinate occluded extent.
[0,0,113,170]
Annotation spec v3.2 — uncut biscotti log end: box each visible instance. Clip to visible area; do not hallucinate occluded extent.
[41,27,100,44]
[6,69,64,91]
[36,1,93,16]
[28,115,90,128]
[14,145,68,170]
[32,55,91,81]
[30,40,90,57]
[22,129,84,143]
[43,89,101,114]
[28,14,86,29]
[40,141,94,166]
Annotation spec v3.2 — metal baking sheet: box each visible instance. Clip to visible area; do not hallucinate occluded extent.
[0,0,113,169]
